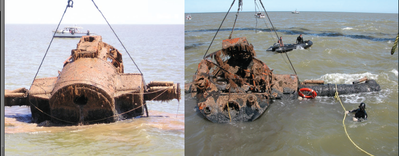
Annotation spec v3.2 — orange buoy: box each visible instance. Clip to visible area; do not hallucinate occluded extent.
[298,88,317,99]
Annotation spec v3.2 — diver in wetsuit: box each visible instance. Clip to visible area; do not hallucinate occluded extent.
[296,34,303,44]
[345,102,368,122]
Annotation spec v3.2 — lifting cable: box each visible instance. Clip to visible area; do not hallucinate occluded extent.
[228,0,242,39]
[202,0,236,59]
[90,0,142,75]
[28,0,72,92]
[258,0,299,80]
[90,0,148,114]
[334,84,374,156]
[254,0,277,44]
[27,0,76,125]
[254,0,258,32]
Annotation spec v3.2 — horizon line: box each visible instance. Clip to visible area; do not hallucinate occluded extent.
[185,10,399,14]
[4,23,184,25]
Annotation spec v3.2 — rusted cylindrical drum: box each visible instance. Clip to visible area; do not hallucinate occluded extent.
[49,58,118,124]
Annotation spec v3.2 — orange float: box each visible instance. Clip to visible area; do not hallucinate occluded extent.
[298,88,317,99]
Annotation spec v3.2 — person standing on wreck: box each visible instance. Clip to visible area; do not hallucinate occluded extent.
[345,102,368,122]
[296,34,303,44]
[278,36,284,47]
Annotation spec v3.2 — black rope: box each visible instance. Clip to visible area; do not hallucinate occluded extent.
[28,1,72,91]
[228,0,242,39]
[254,0,258,33]
[254,0,275,42]
[144,102,149,117]
[258,0,279,41]
[90,0,148,110]
[91,0,143,75]
[259,0,299,79]
[202,0,236,59]
[26,0,81,125]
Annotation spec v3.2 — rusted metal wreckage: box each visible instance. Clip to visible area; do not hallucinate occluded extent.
[5,36,180,125]
[186,37,380,123]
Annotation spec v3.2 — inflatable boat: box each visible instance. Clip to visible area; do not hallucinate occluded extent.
[267,40,313,53]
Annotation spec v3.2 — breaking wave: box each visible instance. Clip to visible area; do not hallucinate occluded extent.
[318,72,378,84]
[391,69,398,77]
[185,27,396,42]
[314,71,395,104]
[342,27,354,30]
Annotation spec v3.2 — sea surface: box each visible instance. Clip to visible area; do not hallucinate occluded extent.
[185,12,398,155]
[5,24,184,155]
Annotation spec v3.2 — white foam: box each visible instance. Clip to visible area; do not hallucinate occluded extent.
[296,45,304,50]
[319,72,378,84]
[391,69,398,77]
[338,89,389,105]
[342,27,353,30]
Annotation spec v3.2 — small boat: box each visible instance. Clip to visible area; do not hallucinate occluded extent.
[266,40,313,53]
[53,26,94,38]
[292,9,299,14]
[255,12,265,18]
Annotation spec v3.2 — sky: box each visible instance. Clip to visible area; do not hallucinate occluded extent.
[185,0,398,14]
[5,0,184,24]
[4,0,398,24]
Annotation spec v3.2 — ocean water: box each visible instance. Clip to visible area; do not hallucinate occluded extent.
[5,24,184,155]
[185,12,398,155]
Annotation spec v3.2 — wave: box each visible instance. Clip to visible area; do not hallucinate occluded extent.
[318,72,378,84]
[185,42,206,50]
[185,27,396,42]
[315,71,396,103]
[391,69,398,77]
[342,27,354,30]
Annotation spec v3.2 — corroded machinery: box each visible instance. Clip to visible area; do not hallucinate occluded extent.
[5,36,180,125]
[187,37,298,123]
[186,37,380,123]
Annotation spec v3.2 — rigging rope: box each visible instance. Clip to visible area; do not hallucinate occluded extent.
[254,0,278,46]
[28,1,72,92]
[202,0,236,59]
[258,0,299,80]
[254,0,258,33]
[91,0,142,75]
[334,84,374,156]
[258,0,279,41]
[228,0,242,39]
[27,0,75,124]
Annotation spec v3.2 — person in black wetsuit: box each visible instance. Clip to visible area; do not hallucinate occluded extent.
[296,34,303,44]
[345,102,368,122]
